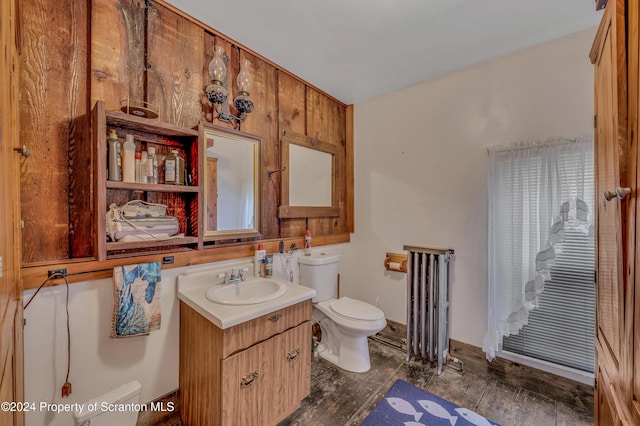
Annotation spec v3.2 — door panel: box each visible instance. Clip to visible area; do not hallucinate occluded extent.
[0,0,23,425]
[593,0,632,424]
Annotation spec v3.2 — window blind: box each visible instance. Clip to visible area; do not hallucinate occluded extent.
[502,213,595,373]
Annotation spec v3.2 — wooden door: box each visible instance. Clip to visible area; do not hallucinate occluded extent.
[592,0,633,423]
[630,0,640,423]
[271,322,312,423]
[0,0,23,425]
[221,338,274,426]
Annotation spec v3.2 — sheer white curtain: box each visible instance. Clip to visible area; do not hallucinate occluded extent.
[482,135,594,361]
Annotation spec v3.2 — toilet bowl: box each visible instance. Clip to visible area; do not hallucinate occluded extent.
[313,296,386,372]
[298,253,387,373]
[73,380,141,426]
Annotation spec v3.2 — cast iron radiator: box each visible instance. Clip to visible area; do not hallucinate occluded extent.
[404,245,454,375]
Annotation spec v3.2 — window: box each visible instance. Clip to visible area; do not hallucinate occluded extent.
[482,135,594,374]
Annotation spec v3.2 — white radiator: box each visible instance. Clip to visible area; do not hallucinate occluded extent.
[404,245,453,375]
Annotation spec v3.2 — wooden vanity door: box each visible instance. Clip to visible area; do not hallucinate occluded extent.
[221,338,274,426]
[272,322,312,423]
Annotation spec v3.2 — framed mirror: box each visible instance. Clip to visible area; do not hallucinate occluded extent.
[199,123,261,241]
[279,130,340,218]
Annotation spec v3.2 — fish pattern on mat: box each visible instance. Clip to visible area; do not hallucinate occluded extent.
[362,379,499,426]
[386,397,423,422]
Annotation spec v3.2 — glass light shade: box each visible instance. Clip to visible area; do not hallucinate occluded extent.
[209,45,227,85]
[236,59,252,95]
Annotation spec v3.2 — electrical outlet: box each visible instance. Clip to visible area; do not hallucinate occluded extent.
[47,268,67,278]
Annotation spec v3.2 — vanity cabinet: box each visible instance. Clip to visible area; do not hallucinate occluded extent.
[179,300,312,426]
[90,100,201,259]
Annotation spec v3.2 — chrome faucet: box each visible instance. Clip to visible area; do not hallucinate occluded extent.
[224,268,246,285]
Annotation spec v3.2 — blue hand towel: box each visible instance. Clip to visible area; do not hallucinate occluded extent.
[111,262,162,338]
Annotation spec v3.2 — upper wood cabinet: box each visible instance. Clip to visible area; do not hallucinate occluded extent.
[85,101,201,260]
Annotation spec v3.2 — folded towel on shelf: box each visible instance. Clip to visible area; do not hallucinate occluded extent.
[111,262,162,338]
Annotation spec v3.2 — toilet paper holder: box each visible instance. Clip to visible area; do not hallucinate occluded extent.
[384,252,407,273]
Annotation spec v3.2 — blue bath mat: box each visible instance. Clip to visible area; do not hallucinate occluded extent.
[362,379,500,425]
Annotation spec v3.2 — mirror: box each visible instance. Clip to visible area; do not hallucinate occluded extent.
[279,130,340,218]
[200,123,261,240]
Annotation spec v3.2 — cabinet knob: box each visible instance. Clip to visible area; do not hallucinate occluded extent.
[13,145,30,158]
[240,370,258,387]
[604,187,631,201]
[287,348,300,361]
[268,313,283,322]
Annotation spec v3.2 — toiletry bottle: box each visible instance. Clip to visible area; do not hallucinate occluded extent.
[265,255,273,278]
[147,147,158,184]
[122,134,136,182]
[254,243,266,277]
[176,152,185,185]
[305,229,312,256]
[164,150,177,184]
[107,129,121,181]
[140,150,148,184]
[134,151,141,183]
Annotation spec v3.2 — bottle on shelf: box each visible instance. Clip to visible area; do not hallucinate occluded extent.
[164,150,178,184]
[140,150,148,184]
[176,151,185,185]
[147,146,158,184]
[134,151,142,183]
[254,243,266,277]
[122,134,136,183]
[305,229,312,256]
[107,129,121,181]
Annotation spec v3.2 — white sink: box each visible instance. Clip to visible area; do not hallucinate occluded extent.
[205,278,288,305]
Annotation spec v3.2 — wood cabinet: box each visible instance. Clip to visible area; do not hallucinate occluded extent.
[591,0,640,423]
[179,300,312,426]
[87,100,201,260]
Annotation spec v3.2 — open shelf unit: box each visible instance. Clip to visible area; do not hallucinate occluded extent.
[92,100,202,260]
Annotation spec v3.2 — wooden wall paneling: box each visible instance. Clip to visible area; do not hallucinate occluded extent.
[20,0,88,263]
[146,2,203,129]
[278,72,307,238]
[240,53,279,239]
[306,88,347,236]
[68,0,92,258]
[91,0,145,110]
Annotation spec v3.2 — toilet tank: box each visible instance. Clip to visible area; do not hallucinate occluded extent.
[298,253,340,302]
[74,381,142,426]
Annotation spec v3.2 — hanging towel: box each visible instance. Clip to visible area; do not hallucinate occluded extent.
[111,262,162,338]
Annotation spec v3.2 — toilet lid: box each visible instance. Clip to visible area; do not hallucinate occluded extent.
[330,297,384,321]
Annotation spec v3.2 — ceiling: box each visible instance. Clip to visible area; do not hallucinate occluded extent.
[165,0,603,105]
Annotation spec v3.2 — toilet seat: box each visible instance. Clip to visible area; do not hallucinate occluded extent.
[330,297,384,321]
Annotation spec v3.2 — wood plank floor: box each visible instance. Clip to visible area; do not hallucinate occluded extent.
[137,338,593,425]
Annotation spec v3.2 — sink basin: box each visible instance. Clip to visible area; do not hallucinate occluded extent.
[205,278,288,305]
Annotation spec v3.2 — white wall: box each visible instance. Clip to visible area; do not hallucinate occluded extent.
[23,267,183,426]
[339,27,597,348]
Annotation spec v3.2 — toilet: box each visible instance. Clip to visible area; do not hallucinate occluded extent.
[298,253,386,373]
[73,380,141,426]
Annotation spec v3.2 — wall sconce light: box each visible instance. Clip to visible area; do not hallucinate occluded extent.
[206,45,254,126]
